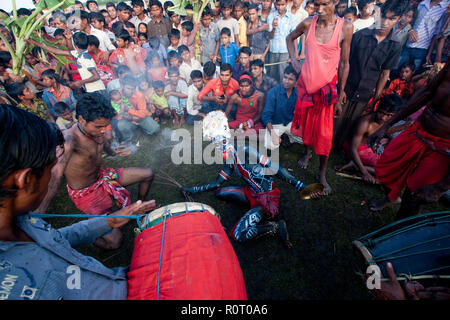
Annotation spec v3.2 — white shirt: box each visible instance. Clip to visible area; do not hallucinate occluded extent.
[216,17,240,43]
[70,50,106,93]
[186,84,203,116]
[179,58,203,84]
[130,15,152,32]
[90,27,116,52]
[353,17,375,34]
[289,5,308,25]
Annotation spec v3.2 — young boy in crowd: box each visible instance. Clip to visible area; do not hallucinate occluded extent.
[168,50,182,69]
[149,80,172,123]
[353,0,376,33]
[203,61,219,83]
[168,28,181,52]
[233,1,248,47]
[180,20,197,58]
[54,101,77,130]
[198,7,221,65]
[215,27,240,68]
[343,6,358,23]
[165,67,188,126]
[144,36,168,66]
[186,70,207,125]
[384,62,415,100]
[168,10,182,32]
[124,21,139,44]
[138,32,148,47]
[178,45,203,85]
[87,35,116,87]
[216,0,240,47]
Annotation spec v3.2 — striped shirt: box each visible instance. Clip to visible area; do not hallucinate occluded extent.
[407,0,449,50]
[267,10,297,53]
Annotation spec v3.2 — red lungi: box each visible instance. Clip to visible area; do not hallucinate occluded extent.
[291,75,338,156]
[375,121,450,201]
[67,168,131,215]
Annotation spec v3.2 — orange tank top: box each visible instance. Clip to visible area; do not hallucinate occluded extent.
[300,15,344,95]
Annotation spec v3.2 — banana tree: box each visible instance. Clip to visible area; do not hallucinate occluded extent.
[168,0,216,61]
[0,0,75,76]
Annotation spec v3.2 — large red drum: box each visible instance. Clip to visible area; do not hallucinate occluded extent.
[127,202,247,300]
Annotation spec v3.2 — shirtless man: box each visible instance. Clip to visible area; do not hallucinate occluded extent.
[286,0,353,195]
[369,61,450,220]
[37,92,155,249]
[336,94,402,184]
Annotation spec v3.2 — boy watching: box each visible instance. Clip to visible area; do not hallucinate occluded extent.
[54,101,77,130]
[186,70,207,125]
[199,7,221,65]
[165,67,188,126]
[149,80,172,123]
[178,44,203,85]
[216,0,240,47]
[233,1,248,47]
[168,28,181,52]
[203,61,219,82]
[168,50,182,68]
[181,20,197,58]
[215,27,240,68]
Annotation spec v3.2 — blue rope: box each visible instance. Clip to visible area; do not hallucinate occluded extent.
[156,206,168,300]
[29,212,145,221]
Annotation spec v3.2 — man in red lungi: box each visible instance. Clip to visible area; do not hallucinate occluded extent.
[369,62,450,220]
[286,0,353,195]
[36,92,155,249]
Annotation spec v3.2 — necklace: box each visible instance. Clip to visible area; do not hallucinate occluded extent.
[77,123,102,145]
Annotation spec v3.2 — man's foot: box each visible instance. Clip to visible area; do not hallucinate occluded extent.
[275,220,293,248]
[298,153,312,169]
[315,173,332,197]
[93,229,123,250]
[369,197,401,211]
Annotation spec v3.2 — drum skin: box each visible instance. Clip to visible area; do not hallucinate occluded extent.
[127,210,247,300]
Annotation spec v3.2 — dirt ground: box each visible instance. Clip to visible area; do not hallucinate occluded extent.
[47,124,449,300]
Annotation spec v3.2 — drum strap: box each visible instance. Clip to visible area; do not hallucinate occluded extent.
[157,206,169,300]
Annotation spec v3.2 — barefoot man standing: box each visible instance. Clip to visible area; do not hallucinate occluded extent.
[286,0,353,195]
[37,92,155,249]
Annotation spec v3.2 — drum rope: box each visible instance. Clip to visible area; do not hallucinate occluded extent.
[372,247,450,263]
[370,235,450,261]
[357,211,450,243]
[157,206,169,300]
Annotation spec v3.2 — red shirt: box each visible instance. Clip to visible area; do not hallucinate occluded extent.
[198,77,239,105]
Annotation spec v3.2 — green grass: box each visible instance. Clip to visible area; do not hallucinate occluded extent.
[46,123,449,300]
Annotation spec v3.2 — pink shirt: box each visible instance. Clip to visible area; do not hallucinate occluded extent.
[300,16,344,94]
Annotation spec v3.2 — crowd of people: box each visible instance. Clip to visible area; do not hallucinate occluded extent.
[0,0,449,300]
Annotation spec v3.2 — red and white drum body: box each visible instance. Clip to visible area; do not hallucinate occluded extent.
[127,202,247,300]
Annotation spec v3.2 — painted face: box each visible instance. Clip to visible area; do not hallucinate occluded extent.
[239,80,252,96]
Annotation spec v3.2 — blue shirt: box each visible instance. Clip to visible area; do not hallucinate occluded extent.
[267,10,297,53]
[261,84,298,126]
[0,214,127,300]
[218,42,239,68]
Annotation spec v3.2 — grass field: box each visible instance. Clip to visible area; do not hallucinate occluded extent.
[46,123,449,300]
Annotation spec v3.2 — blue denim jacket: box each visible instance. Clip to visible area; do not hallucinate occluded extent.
[0,214,128,300]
